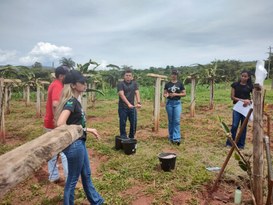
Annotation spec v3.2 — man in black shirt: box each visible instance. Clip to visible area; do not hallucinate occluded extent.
[117,69,141,139]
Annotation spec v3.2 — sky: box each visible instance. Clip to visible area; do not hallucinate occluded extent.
[0,0,272,69]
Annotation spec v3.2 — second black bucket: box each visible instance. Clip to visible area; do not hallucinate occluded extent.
[115,136,123,150]
[158,152,177,171]
[121,138,137,155]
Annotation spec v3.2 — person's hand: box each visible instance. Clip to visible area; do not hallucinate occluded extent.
[242,99,252,107]
[169,93,176,98]
[87,128,101,140]
[128,103,134,109]
[163,93,169,98]
[136,103,142,109]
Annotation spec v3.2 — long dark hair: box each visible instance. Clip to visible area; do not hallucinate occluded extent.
[239,70,253,86]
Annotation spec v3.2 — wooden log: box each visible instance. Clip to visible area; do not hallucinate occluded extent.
[190,77,196,117]
[253,84,264,205]
[0,124,83,198]
[147,73,168,79]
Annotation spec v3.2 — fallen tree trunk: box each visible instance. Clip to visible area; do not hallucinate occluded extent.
[0,124,83,198]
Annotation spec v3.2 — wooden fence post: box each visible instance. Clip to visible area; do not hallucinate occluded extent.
[190,76,196,117]
[91,81,98,108]
[0,78,5,142]
[36,86,41,117]
[253,84,264,205]
[23,86,26,100]
[4,85,8,114]
[26,85,30,106]
[209,78,214,110]
[147,74,167,132]
[161,80,166,104]
[82,93,87,114]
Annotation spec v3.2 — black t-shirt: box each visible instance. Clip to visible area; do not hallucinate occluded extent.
[164,81,185,100]
[231,82,253,104]
[117,80,139,108]
[63,97,87,140]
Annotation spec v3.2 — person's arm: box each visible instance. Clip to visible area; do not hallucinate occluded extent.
[163,89,169,98]
[56,110,71,126]
[135,90,141,108]
[86,128,101,140]
[52,100,59,114]
[118,90,134,108]
[169,90,186,97]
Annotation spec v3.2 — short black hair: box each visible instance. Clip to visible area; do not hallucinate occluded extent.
[124,69,132,74]
[55,66,69,78]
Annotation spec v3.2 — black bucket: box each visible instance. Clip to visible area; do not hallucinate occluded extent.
[115,136,123,150]
[158,152,177,172]
[121,138,137,155]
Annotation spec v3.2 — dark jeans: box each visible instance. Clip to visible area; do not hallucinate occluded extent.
[226,110,247,149]
[118,107,137,139]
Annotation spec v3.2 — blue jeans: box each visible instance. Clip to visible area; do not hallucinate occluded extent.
[226,110,247,149]
[166,100,182,142]
[45,128,68,181]
[48,153,68,181]
[63,139,104,205]
[118,107,137,139]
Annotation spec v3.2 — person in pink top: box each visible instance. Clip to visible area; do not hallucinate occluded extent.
[44,66,69,182]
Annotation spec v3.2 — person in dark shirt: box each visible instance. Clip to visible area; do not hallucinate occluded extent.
[55,70,104,205]
[163,70,186,145]
[226,70,253,149]
[117,69,141,139]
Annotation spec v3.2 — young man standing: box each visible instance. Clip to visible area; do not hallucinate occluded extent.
[117,69,141,139]
[44,66,69,182]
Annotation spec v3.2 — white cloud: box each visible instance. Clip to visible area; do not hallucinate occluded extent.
[19,42,73,65]
[0,49,17,63]
[19,56,39,65]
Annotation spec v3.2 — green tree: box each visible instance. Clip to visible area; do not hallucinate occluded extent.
[32,62,42,68]
[59,57,75,69]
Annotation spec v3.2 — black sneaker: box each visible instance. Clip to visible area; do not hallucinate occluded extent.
[173,141,180,146]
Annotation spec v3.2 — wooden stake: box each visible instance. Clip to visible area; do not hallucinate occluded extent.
[253,84,264,205]
[82,93,87,114]
[264,136,273,205]
[161,81,166,104]
[147,73,167,132]
[209,78,214,110]
[211,108,253,192]
[26,85,30,106]
[190,77,196,117]
[36,86,41,117]
[0,78,5,142]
